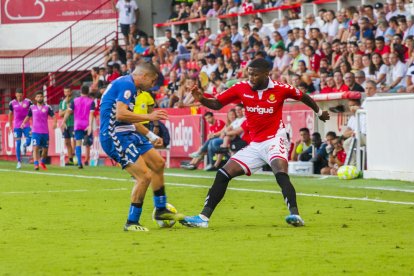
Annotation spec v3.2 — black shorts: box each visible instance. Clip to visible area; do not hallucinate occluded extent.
[83,133,94,147]
[120,24,130,37]
[62,126,74,139]
[230,136,248,152]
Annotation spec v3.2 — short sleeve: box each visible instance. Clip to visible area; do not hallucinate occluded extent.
[379,64,388,75]
[240,120,248,132]
[70,101,75,110]
[295,143,304,154]
[90,101,96,111]
[115,82,135,106]
[48,106,55,117]
[146,93,155,106]
[275,82,303,101]
[216,83,241,106]
[9,102,13,112]
[27,108,33,117]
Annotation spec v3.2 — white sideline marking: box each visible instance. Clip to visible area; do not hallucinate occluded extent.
[165,172,269,182]
[1,169,414,205]
[347,186,414,193]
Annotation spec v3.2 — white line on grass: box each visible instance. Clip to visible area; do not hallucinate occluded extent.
[1,169,414,205]
[346,186,414,193]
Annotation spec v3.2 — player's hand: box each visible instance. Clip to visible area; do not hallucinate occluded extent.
[20,123,25,129]
[318,110,330,122]
[152,137,164,147]
[148,110,168,121]
[190,85,203,101]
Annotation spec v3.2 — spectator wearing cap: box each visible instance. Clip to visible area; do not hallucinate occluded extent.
[374,2,384,19]
[344,72,365,92]
[374,36,391,55]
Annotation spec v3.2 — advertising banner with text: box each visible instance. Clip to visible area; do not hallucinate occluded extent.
[1,0,116,24]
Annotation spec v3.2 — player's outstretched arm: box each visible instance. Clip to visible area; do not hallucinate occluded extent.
[300,93,330,122]
[116,102,168,123]
[191,85,223,110]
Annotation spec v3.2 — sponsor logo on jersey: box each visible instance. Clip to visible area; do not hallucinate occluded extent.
[245,105,274,114]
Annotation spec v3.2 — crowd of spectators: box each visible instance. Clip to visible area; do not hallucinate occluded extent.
[101,0,414,107]
[92,0,414,172]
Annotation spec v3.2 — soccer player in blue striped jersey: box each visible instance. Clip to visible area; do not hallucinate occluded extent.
[99,62,185,232]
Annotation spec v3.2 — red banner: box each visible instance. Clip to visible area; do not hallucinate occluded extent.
[164,115,203,157]
[0,0,116,24]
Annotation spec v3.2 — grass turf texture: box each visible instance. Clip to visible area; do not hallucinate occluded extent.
[0,160,413,275]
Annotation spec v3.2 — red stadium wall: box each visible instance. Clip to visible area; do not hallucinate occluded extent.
[0,93,358,167]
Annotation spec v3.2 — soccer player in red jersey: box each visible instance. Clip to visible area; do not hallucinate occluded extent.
[180,58,330,227]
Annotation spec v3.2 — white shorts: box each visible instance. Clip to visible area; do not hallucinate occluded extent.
[231,128,290,176]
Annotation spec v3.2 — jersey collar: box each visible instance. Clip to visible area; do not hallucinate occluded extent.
[248,77,274,92]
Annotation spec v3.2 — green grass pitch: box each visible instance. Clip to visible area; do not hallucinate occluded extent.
[0,160,413,275]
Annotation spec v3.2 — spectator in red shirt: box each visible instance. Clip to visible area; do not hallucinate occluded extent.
[375,36,391,55]
[320,73,336,93]
[107,64,121,83]
[321,137,347,175]
[304,45,321,73]
[332,71,349,92]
